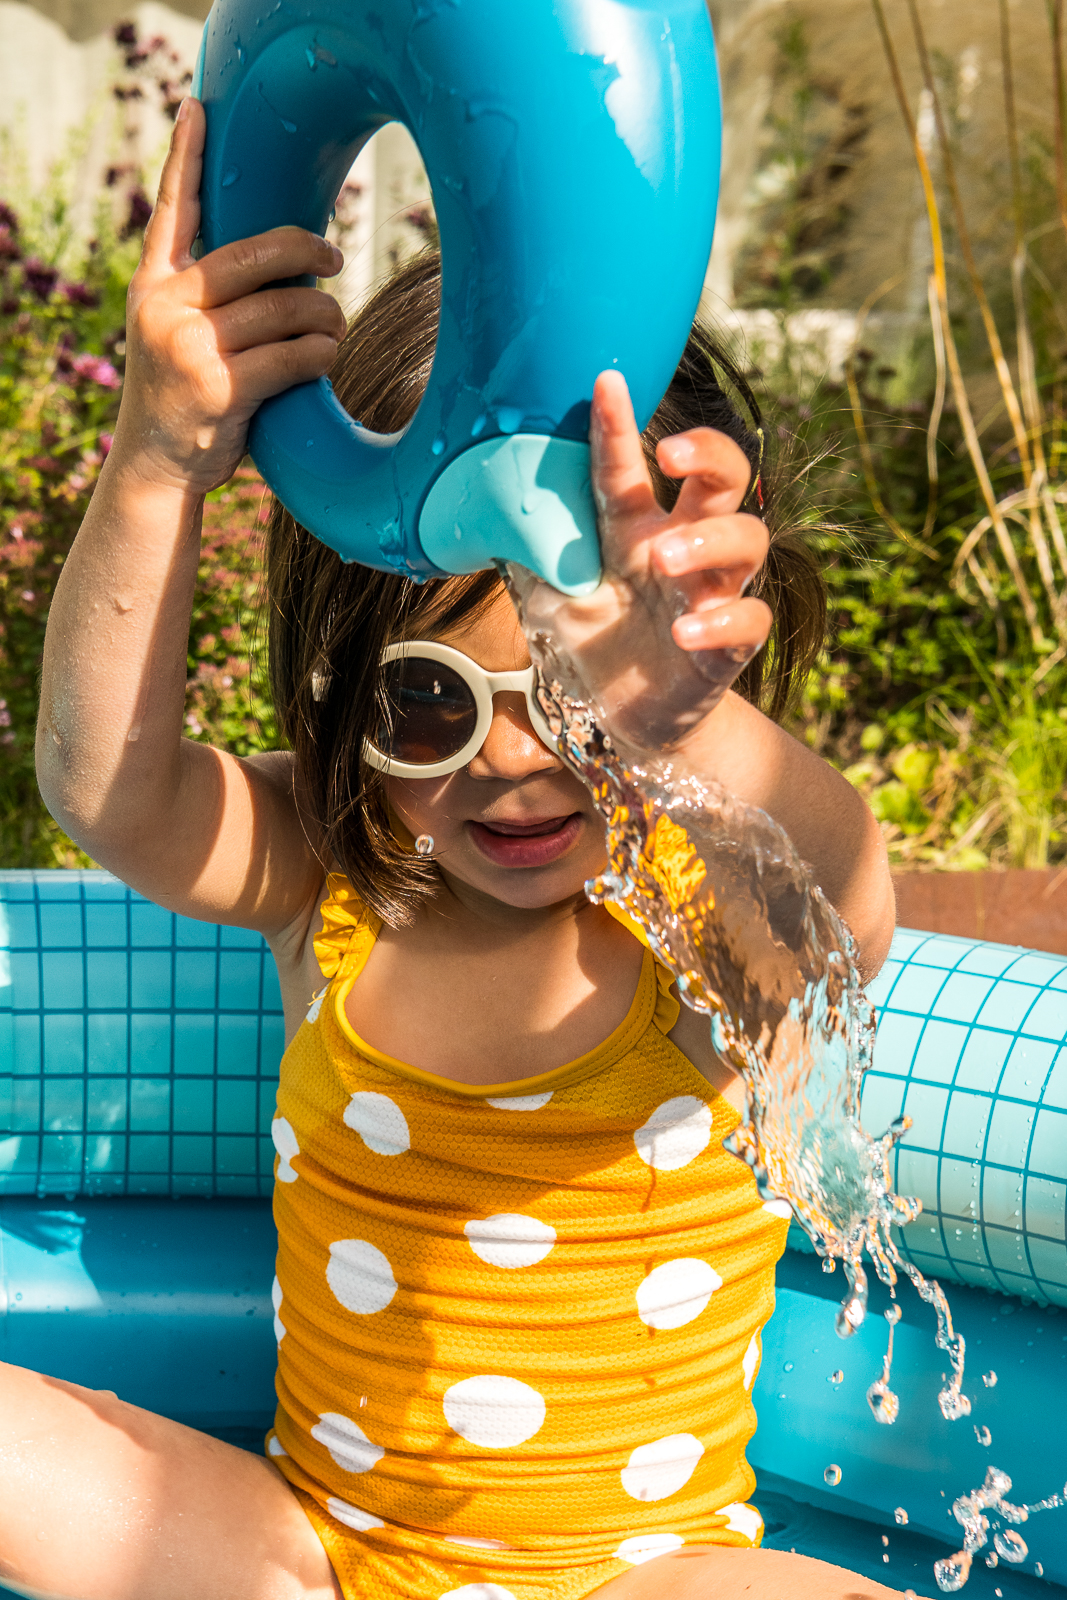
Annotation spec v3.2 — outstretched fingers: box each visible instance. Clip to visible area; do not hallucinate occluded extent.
[590,370,660,528]
[657,426,756,521]
[140,97,204,279]
[672,593,773,658]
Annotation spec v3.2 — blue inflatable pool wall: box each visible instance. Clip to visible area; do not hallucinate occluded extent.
[2,870,1066,1593]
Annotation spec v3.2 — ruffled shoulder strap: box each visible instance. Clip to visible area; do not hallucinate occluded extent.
[314,873,381,983]
[603,901,680,1035]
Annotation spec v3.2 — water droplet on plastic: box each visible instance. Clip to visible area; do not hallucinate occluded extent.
[824,1464,842,1486]
[994,1529,1028,1564]
[829,1369,843,1385]
[983,1370,997,1387]
[783,1362,794,1372]
[975,1425,992,1446]
[895,1507,909,1525]
[867,1379,900,1425]
[470,413,487,438]
[1036,1562,1044,1576]
[415,835,434,858]
[280,117,297,133]
[934,1555,969,1591]
[431,432,446,456]
[497,405,523,434]
[882,1535,889,1546]
[221,166,240,187]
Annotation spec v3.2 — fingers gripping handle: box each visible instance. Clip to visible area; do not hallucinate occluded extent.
[196,0,722,594]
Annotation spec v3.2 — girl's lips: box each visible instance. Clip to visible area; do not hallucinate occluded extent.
[467,812,583,869]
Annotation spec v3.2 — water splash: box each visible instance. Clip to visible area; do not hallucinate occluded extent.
[932,1467,1065,1591]
[510,618,971,1423]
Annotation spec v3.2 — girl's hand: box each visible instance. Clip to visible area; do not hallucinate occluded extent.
[111,97,347,496]
[510,370,772,755]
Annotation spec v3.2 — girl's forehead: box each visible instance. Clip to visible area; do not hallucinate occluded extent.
[429,587,531,671]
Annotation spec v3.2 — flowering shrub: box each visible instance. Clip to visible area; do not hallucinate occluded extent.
[0,191,278,867]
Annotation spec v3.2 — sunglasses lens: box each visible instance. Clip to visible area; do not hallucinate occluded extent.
[374,657,478,766]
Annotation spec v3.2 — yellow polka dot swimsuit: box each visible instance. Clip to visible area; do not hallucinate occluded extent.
[267,875,788,1600]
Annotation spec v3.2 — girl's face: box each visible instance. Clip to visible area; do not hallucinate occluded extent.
[384,587,606,912]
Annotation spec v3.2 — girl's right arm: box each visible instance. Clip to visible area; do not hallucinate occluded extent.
[35,98,346,937]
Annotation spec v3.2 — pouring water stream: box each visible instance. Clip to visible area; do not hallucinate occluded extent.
[501,559,1065,1590]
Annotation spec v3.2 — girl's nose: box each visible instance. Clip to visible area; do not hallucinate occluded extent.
[465,693,562,781]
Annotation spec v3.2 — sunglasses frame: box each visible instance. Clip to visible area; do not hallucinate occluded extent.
[362,640,558,779]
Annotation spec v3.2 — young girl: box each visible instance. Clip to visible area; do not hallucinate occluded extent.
[24,100,905,1600]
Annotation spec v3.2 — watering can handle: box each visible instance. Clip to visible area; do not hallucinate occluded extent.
[195,0,721,594]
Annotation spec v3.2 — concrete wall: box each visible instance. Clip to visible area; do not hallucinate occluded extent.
[0,0,433,311]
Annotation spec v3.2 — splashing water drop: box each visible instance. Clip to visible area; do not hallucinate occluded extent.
[935,1554,970,1592]
[824,1464,842,1487]
[986,1553,998,1568]
[975,1425,992,1447]
[983,1371,998,1388]
[415,835,435,858]
[993,1530,1028,1564]
[1036,1562,1044,1576]
[882,1535,889,1546]
[895,1508,909,1526]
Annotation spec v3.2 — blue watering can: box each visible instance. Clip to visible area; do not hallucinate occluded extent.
[192,0,722,594]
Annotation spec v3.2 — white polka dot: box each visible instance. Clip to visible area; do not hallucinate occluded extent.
[634,1097,712,1170]
[306,990,326,1024]
[439,1587,517,1600]
[327,1496,385,1532]
[636,1259,722,1329]
[742,1332,761,1391]
[271,1275,285,1343]
[444,1536,510,1550]
[312,1412,385,1474]
[344,1091,410,1156]
[485,1092,553,1110]
[717,1502,763,1543]
[464,1214,556,1269]
[443,1375,546,1448]
[621,1434,705,1502]
[326,1239,397,1315]
[615,1534,685,1564]
[267,1434,288,1458]
[272,1117,299,1183]
[762,1198,792,1221]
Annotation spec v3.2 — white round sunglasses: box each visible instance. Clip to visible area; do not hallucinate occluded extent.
[362,641,557,779]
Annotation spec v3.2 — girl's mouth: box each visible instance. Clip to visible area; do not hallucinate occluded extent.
[467,812,583,869]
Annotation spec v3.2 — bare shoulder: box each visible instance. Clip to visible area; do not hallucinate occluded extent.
[666,989,746,1115]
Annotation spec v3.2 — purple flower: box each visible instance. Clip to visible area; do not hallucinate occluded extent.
[22,258,59,301]
[71,353,122,389]
[0,224,20,263]
[123,188,153,237]
[64,282,99,308]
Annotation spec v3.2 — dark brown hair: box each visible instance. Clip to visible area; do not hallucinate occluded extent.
[267,250,826,925]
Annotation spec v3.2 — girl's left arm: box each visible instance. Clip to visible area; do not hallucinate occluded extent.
[675,690,895,984]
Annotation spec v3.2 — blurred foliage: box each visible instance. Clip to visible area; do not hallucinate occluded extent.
[733,4,1067,872]
[0,21,276,869]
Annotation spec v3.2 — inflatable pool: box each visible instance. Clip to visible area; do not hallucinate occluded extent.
[1,870,1064,1596]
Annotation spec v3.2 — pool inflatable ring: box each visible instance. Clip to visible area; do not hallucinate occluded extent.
[3,874,1066,1588]
[191,0,722,594]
